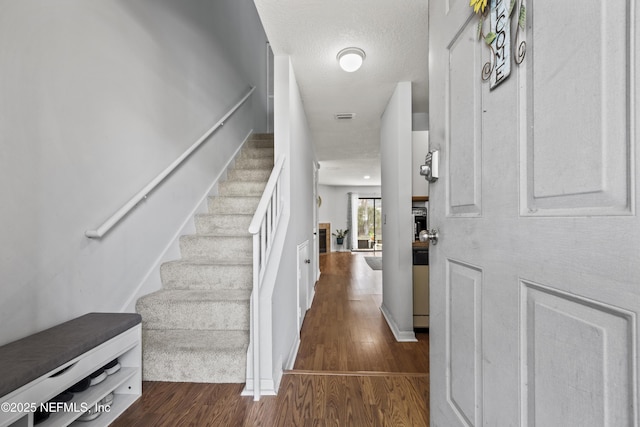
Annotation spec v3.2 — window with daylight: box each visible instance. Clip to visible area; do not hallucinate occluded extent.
[357,198,382,251]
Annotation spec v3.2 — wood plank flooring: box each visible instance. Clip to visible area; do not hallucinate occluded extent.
[112,375,428,426]
[112,252,430,426]
[294,252,429,373]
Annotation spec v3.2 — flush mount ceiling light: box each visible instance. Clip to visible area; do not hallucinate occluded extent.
[337,47,366,72]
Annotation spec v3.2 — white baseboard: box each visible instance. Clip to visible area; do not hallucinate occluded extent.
[241,378,278,397]
[307,286,316,309]
[380,303,418,342]
[285,334,301,370]
[272,365,284,394]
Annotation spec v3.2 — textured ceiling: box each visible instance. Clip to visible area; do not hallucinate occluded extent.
[254,0,429,186]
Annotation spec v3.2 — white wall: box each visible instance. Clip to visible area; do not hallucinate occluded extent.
[412,112,429,131]
[380,82,416,341]
[0,0,268,345]
[263,56,316,391]
[317,185,381,252]
[412,131,430,196]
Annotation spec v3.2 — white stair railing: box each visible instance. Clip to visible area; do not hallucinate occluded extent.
[247,155,285,401]
[85,86,255,239]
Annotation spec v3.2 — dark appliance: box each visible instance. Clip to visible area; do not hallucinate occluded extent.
[319,229,327,253]
[412,207,428,241]
[413,247,429,328]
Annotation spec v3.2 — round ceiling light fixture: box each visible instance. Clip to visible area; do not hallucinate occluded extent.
[337,47,366,72]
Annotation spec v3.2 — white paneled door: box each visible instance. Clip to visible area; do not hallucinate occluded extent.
[428,1,639,426]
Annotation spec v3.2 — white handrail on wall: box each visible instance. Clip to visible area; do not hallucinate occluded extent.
[85,86,256,239]
[248,155,286,401]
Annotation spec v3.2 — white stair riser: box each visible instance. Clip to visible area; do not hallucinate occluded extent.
[194,214,252,235]
[180,235,252,259]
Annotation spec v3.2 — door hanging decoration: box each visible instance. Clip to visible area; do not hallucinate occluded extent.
[470,0,526,89]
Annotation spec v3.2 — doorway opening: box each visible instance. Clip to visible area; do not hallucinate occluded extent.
[355,198,382,251]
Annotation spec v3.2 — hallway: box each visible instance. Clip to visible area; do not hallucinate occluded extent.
[295,251,429,373]
[112,252,430,426]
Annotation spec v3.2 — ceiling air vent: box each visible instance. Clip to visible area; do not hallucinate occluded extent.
[334,113,355,120]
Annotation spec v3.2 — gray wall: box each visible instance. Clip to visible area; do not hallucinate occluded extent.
[0,0,268,345]
[380,82,415,341]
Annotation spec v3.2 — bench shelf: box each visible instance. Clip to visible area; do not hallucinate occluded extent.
[0,314,141,427]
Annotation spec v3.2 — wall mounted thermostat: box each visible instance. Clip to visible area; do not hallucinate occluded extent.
[419,150,439,183]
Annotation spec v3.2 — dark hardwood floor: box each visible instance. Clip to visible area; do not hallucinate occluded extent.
[294,252,429,373]
[112,252,430,426]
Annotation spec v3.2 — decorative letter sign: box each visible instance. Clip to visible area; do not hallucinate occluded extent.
[473,0,526,88]
[490,0,510,89]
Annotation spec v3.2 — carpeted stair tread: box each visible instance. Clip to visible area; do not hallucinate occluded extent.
[136,289,250,331]
[180,234,252,259]
[194,213,253,223]
[140,288,251,303]
[144,329,249,351]
[218,181,268,197]
[239,147,274,159]
[208,196,261,214]
[180,233,253,238]
[245,139,274,149]
[142,329,248,383]
[233,157,274,170]
[194,214,253,235]
[161,279,250,291]
[162,257,253,267]
[249,133,274,140]
[160,258,253,289]
[137,132,274,384]
[227,169,272,182]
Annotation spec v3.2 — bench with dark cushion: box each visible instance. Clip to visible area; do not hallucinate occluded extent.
[0,312,141,399]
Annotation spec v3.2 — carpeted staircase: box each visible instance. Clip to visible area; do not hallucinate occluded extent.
[136,133,274,383]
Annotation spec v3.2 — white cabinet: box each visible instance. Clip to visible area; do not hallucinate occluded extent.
[413,264,430,328]
[1,325,141,427]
